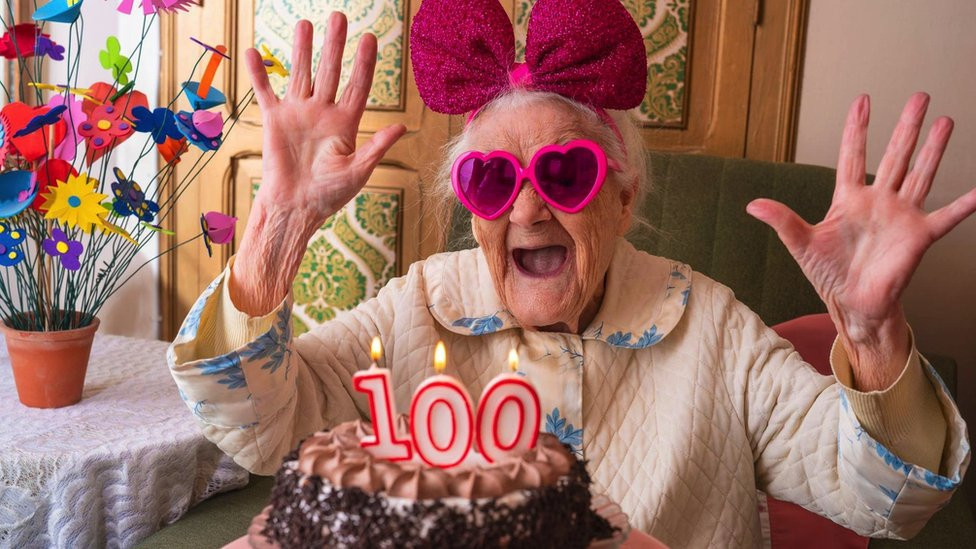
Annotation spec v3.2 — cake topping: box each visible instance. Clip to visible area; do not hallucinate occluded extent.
[296,419,574,499]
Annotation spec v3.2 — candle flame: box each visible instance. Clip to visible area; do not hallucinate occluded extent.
[508,348,519,372]
[434,341,446,374]
[370,336,383,362]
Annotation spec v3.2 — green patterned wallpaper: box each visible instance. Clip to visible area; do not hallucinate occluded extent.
[254,0,406,108]
[515,0,690,126]
[252,183,402,335]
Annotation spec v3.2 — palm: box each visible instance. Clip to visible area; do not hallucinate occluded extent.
[748,94,976,329]
[244,15,405,222]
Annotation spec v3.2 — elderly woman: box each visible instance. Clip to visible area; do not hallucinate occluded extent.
[169,3,973,546]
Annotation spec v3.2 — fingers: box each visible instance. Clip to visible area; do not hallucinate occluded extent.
[746,198,812,255]
[244,48,278,109]
[928,185,976,241]
[835,95,870,195]
[288,20,314,98]
[901,116,953,207]
[338,33,378,115]
[314,11,348,104]
[875,92,929,191]
[354,123,407,173]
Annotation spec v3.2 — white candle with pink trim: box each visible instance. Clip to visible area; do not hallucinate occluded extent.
[409,341,476,468]
[351,337,412,461]
[476,349,541,463]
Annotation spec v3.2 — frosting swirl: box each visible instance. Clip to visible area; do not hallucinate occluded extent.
[296,419,574,499]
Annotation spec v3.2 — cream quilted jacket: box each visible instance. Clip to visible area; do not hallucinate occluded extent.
[168,239,969,547]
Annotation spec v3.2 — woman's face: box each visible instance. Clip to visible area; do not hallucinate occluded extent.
[466,100,634,333]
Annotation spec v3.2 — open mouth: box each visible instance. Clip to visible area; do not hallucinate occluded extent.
[512,245,569,278]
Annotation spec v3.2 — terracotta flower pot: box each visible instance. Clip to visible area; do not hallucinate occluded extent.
[1,315,100,408]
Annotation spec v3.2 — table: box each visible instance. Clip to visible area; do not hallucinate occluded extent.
[0,334,249,549]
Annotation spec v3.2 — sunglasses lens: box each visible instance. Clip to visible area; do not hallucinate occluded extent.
[534,147,600,209]
[456,156,518,217]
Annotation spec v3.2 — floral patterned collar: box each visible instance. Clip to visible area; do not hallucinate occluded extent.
[424,238,692,349]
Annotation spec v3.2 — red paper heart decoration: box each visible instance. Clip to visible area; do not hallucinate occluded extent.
[31,159,78,212]
[1,102,68,162]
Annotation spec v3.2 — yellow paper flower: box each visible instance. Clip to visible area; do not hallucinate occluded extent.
[40,173,109,233]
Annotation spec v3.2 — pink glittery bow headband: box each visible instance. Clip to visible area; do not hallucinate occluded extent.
[409,0,648,131]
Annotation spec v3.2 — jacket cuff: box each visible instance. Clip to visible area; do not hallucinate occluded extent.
[219,255,284,350]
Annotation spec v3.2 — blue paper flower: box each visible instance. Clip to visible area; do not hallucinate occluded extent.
[13,104,66,137]
[110,167,158,222]
[0,222,26,267]
[131,106,183,144]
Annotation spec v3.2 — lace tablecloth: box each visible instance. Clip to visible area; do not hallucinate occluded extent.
[0,334,249,549]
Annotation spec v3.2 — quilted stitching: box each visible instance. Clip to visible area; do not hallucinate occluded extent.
[168,246,970,546]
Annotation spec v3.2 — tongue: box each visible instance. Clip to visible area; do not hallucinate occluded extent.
[516,246,567,276]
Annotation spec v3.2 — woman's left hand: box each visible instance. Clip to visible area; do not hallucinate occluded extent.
[746,93,976,391]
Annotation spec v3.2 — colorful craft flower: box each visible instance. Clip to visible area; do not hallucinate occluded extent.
[200,211,236,257]
[48,93,86,162]
[40,172,109,233]
[0,222,26,267]
[98,36,132,85]
[32,0,85,24]
[32,159,77,212]
[132,106,182,144]
[78,104,133,157]
[260,45,289,77]
[157,136,187,165]
[0,24,41,60]
[116,0,195,15]
[175,110,222,151]
[111,168,159,222]
[34,35,64,60]
[14,105,66,137]
[2,102,67,162]
[43,227,83,271]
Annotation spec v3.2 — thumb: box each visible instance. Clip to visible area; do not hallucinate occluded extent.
[746,198,812,254]
[354,123,407,171]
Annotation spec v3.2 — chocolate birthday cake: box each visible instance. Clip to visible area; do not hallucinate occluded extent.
[260,419,616,548]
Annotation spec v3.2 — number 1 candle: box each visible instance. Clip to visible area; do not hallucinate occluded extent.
[352,337,412,461]
[410,341,475,468]
[476,349,541,463]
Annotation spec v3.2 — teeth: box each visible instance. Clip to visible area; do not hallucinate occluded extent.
[514,246,567,276]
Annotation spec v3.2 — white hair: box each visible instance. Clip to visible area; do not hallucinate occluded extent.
[422,88,652,248]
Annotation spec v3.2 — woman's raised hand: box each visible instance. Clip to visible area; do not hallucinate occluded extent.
[230,13,405,316]
[243,13,406,224]
[746,93,976,390]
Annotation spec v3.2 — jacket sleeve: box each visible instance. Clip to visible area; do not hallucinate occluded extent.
[708,278,970,539]
[167,257,405,475]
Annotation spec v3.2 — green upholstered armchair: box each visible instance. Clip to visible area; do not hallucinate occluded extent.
[139,151,973,548]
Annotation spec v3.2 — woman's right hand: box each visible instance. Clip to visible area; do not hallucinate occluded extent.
[243,13,406,225]
[231,13,405,316]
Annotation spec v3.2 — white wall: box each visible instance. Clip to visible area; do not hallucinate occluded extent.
[796,0,976,503]
[44,3,161,339]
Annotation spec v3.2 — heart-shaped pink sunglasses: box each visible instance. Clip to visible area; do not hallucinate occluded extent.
[451,139,622,220]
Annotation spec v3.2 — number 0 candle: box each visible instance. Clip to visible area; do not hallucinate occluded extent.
[409,341,475,468]
[476,349,541,463]
[352,337,412,461]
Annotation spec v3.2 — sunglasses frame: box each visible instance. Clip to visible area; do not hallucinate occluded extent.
[451,139,618,220]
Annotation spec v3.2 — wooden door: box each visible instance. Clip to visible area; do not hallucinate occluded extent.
[160,0,806,339]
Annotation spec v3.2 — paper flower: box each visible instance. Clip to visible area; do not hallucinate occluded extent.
[200,211,236,257]
[175,110,222,151]
[14,105,66,137]
[40,172,109,233]
[43,227,83,271]
[0,171,37,218]
[32,0,85,24]
[34,35,65,60]
[32,159,78,212]
[157,136,186,165]
[116,0,195,15]
[132,106,182,144]
[48,93,86,162]
[98,36,133,85]
[0,222,26,267]
[2,102,68,162]
[260,45,289,77]
[78,104,133,159]
[0,24,41,60]
[111,168,159,222]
